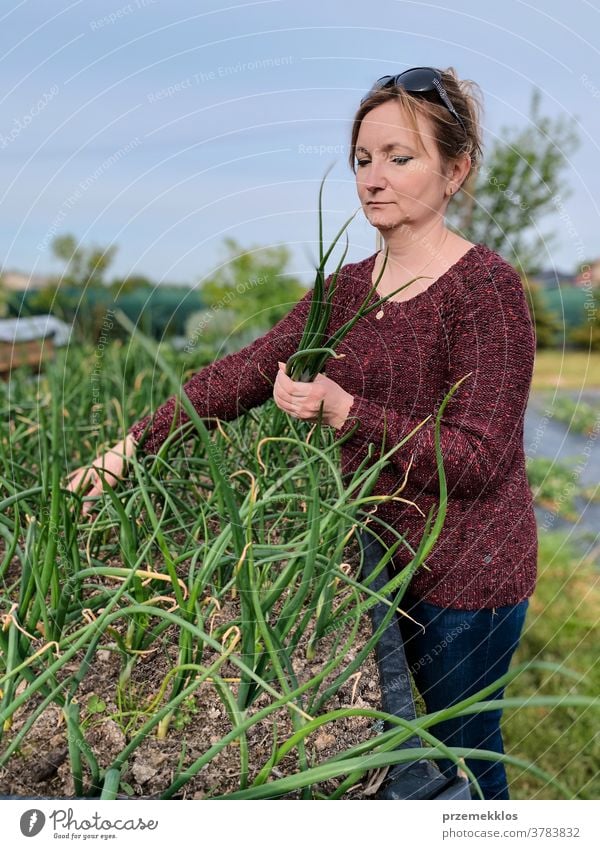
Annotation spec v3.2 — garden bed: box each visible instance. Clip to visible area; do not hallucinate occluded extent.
[0,548,386,800]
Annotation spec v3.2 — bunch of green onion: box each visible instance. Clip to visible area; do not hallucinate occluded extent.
[284,164,433,383]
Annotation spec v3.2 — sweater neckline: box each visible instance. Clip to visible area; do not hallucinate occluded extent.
[364,242,487,308]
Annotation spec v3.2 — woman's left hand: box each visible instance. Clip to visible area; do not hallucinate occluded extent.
[273,362,354,429]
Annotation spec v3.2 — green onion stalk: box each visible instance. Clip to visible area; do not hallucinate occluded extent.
[283,163,436,385]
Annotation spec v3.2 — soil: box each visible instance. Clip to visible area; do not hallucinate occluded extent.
[0,541,401,801]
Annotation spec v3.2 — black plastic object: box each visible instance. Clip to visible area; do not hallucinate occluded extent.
[358,529,471,800]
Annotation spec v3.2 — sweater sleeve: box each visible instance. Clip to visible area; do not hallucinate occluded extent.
[333,261,535,498]
[128,283,324,456]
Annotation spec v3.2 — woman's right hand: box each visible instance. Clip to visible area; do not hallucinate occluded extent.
[65,435,138,516]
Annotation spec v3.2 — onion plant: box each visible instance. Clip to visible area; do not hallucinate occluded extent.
[284,164,436,383]
[0,185,597,801]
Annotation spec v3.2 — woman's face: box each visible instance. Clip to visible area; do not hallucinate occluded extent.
[354,100,452,233]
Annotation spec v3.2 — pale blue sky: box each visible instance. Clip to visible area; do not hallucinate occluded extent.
[2,0,599,289]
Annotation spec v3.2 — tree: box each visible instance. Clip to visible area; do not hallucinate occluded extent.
[50,234,118,288]
[521,278,562,348]
[448,88,580,275]
[199,237,307,333]
[29,233,119,341]
[0,276,10,317]
[569,289,600,350]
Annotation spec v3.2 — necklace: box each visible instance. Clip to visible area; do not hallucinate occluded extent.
[374,230,450,320]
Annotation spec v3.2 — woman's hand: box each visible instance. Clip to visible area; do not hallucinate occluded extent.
[64,435,137,516]
[273,362,354,429]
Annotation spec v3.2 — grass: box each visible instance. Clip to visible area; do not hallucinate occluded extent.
[526,456,586,520]
[532,349,600,390]
[504,529,599,800]
[538,395,599,436]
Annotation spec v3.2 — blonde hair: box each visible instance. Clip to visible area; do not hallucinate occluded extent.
[348,67,484,194]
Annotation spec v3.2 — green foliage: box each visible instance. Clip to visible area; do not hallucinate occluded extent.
[15,232,208,343]
[86,695,107,714]
[547,395,599,435]
[50,234,117,289]
[526,456,582,519]
[0,338,593,800]
[199,237,307,332]
[0,277,10,318]
[523,284,600,351]
[26,281,76,324]
[523,280,562,348]
[506,530,599,800]
[22,231,322,349]
[184,308,261,358]
[569,288,600,350]
[28,233,119,341]
[171,695,200,731]
[448,88,580,274]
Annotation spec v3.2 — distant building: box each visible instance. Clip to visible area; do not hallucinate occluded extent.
[574,259,600,288]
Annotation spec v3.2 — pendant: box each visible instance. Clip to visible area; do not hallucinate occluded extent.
[375,308,384,320]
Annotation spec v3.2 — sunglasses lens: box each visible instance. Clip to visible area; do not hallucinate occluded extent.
[393,67,440,92]
[362,67,439,102]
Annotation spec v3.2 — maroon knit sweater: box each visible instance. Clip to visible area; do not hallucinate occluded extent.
[128,243,538,610]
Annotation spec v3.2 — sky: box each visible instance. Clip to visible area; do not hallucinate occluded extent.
[1,0,599,290]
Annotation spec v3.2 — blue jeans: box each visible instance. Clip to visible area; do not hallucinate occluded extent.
[359,533,529,800]
[398,593,528,800]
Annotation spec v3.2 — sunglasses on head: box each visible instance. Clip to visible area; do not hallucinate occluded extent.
[361,66,466,133]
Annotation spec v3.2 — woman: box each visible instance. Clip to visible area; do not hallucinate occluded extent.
[66,67,537,800]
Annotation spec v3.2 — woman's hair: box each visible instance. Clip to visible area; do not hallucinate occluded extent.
[348,67,484,194]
